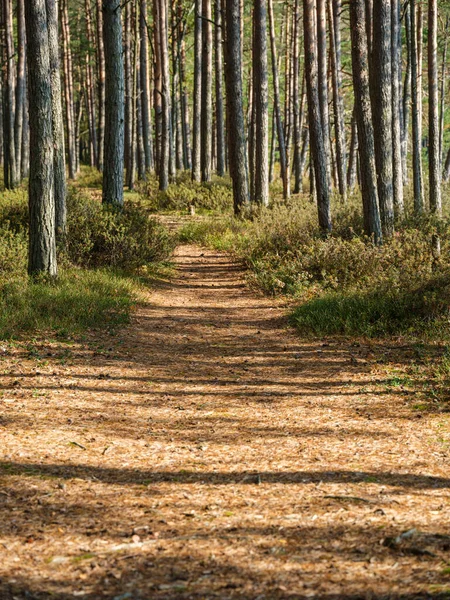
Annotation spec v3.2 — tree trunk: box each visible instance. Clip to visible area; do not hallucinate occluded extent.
[303,0,331,232]
[317,0,331,190]
[391,0,403,217]
[158,0,171,190]
[25,0,57,277]
[252,0,269,206]
[402,3,411,184]
[428,0,441,218]
[200,0,212,181]
[102,0,125,207]
[192,0,202,181]
[215,0,225,177]
[60,0,76,179]
[350,0,382,244]
[328,0,346,200]
[46,0,67,240]
[14,0,26,181]
[96,0,105,171]
[223,0,249,213]
[140,0,153,173]
[3,0,17,188]
[371,0,394,237]
[410,0,424,212]
[268,0,289,199]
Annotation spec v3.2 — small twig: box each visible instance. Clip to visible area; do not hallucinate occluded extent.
[69,441,87,450]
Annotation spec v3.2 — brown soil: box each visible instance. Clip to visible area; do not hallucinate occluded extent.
[0,244,449,599]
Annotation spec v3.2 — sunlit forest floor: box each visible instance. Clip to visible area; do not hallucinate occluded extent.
[0,238,449,599]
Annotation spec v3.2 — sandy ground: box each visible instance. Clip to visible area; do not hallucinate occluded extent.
[0,244,449,599]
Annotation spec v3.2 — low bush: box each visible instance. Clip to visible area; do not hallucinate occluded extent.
[65,190,174,269]
[138,172,233,213]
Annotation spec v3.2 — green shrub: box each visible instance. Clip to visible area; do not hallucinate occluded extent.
[65,190,175,269]
[0,269,135,339]
[138,173,233,213]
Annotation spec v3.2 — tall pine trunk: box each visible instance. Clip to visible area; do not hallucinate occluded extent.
[350,0,382,244]
[223,0,249,213]
[25,0,57,276]
[102,0,125,206]
[303,0,331,232]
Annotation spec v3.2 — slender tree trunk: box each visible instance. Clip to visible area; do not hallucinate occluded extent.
[85,0,98,167]
[371,0,394,237]
[60,0,76,179]
[3,0,17,188]
[347,107,358,190]
[200,0,212,181]
[192,0,202,181]
[268,0,289,199]
[411,0,423,212]
[223,0,249,213]
[292,0,302,194]
[439,17,449,167]
[391,0,403,217]
[25,0,57,277]
[14,0,26,181]
[402,3,411,184]
[178,11,191,170]
[158,0,170,190]
[317,0,331,190]
[328,0,346,199]
[46,0,66,240]
[96,0,105,171]
[215,0,225,177]
[350,0,382,244]
[303,0,331,232]
[252,0,269,206]
[428,0,441,220]
[102,0,125,206]
[140,0,153,173]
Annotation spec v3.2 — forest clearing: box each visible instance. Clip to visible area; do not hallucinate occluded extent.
[1,0,450,597]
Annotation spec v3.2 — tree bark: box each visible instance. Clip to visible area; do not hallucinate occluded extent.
[350,0,382,244]
[192,0,202,181]
[46,0,67,240]
[410,0,424,212]
[391,0,403,217]
[215,0,225,177]
[268,0,289,199]
[371,0,394,237]
[303,0,331,232]
[328,0,346,200]
[25,0,57,277]
[223,0,249,213]
[428,0,441,217]
[252,0,269,206]
[200,0,212,181]
[102,0,125,207]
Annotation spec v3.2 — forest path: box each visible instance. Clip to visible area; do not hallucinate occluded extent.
[0,244,449,599]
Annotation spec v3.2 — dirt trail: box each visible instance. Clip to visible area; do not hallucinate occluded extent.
[0,244,449,599]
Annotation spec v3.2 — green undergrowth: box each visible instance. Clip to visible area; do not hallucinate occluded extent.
[178,191,450,340]
[0,184,174,339]
[138,171,233,213]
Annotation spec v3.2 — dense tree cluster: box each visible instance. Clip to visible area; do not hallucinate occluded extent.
[1,0,448,273]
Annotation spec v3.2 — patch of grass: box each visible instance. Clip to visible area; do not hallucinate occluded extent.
[0,268,136,339]
[0,185,174,339]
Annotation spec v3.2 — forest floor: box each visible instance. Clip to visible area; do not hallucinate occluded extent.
[0,240,450,599]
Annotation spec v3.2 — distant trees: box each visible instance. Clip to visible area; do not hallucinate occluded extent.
[7,0,450,271]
